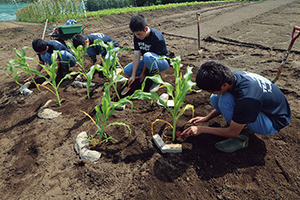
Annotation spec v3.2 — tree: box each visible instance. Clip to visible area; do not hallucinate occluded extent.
[86,0,99,11]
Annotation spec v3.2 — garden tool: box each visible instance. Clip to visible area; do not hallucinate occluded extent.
[196,12,201,50]
[272,26,300,83]
[176,131,188,138]
[121,82,132,96]
[42,19,48,40]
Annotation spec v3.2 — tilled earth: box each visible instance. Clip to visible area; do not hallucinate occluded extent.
[0,0,299,199]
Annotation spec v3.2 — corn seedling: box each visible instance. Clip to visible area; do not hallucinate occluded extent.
[132,56,196,141]
[29,50,74,106]
[5,46,41,88]
[81,82,133,146]
[67,42,96,99]
[94,39,131,100]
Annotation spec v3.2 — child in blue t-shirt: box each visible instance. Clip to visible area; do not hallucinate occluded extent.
[72,33,119,65]
[183,60,291,153]
[124,14,170,92]
[25,38,76,85]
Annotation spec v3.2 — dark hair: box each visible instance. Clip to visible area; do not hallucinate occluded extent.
[32,38,47,52]
[129,14,147,32]
[72,34,88,48]
[196,60,235,91]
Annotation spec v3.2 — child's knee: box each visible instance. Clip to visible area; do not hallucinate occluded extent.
[123,64,132,76]
[143,53,156,68]
[70,60,76,67]
[143,52,152,59]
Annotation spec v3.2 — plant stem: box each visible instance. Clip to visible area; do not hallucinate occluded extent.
[98,120,106,144]
[172,117,178,142]
[54,88,61,106]
[112,83,120,100]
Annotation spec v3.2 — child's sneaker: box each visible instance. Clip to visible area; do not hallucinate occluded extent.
[149,82,160,92]
[75,74,86,81]
[215,134,249,153]
[19,82,33,96]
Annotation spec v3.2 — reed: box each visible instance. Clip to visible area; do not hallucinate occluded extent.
[16,0,84,22]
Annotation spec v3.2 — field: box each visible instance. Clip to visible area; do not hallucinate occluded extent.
[0,0,299,199]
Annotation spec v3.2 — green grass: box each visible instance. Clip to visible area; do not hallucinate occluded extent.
[16,0,262,23]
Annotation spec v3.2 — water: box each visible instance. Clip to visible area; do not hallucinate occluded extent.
[0,3,28,21]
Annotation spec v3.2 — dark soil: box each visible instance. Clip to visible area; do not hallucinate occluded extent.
[0,0,299,199]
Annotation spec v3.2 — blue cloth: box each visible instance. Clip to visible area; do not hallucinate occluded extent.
[210,93,277,135]
[124,52,169,76]
[65,19,77,25]
[86,33,119,61]
[40,52,52,65]
[210,71,291,135]
[40,50,76,67]
[58,50,76,67]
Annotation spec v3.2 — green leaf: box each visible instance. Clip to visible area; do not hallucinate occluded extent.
[105,122,132,136]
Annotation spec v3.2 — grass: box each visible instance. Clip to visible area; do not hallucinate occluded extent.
[16,0,262,23]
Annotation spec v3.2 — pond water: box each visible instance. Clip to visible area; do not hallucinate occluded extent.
[0,3,28,21]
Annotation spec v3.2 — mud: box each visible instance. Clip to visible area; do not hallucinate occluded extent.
[0,0,299,199]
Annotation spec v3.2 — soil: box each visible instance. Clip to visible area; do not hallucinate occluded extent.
[1,0,300,199]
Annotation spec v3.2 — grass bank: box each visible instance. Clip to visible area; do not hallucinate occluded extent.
[16,0,261,23]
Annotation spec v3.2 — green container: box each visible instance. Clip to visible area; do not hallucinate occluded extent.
[54,24,83,34]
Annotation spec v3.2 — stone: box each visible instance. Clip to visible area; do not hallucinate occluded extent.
[37,108,62,119]
[153,134,165,149]
[72,81,95,88]
[157,93,174,107]
[74,131,89,154]
[109,101,125,111]
[161,144,182,153]
[79,148,101,164]
[74,132,102,163]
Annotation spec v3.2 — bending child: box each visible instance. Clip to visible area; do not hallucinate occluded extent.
[72,33,119,65]
[183,60,291,153]
[25,38,76,85]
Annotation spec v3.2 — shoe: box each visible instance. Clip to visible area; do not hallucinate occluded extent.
[75,74,86,81]
[215,135,249,153]
[19,82,33,96]
[149,82,160,93]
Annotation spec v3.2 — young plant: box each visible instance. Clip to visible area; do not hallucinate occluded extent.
[5,47,72,106]
[93,39,131,100]
[132,56,196,141]
[5,46,41,88]
[67,42,96,99]
[29,50,73,106]
[81,82,133,146]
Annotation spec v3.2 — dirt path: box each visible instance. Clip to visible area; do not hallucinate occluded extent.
[167,0,298,40]
[0,0,299,199]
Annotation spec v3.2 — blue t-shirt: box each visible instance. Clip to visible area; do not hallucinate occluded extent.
[134,27,169,60]
[41,50,76,67]
[38,40,69,62]
[86,33,119,60]
[231,71,291,131]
